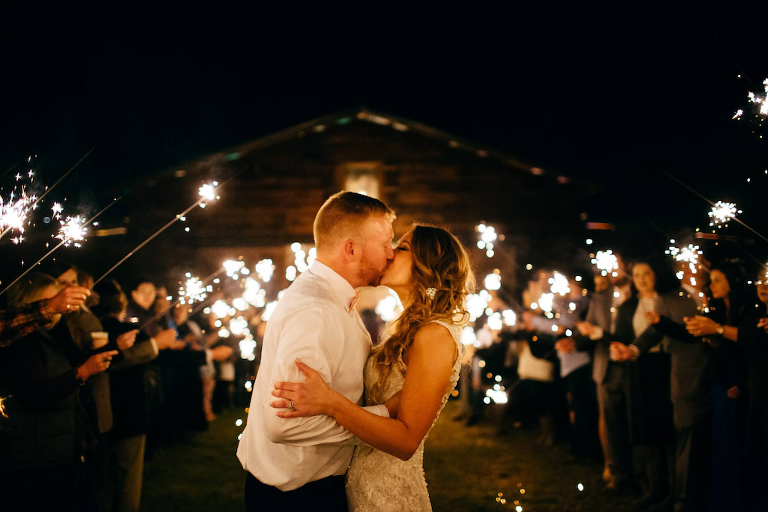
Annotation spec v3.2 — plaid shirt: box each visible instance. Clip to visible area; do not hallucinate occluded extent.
[0,299,52,347]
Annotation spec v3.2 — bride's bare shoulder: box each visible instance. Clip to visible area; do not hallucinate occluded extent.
[412,322,457,355]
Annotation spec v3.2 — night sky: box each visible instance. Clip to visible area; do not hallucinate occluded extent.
[2,23,765,269]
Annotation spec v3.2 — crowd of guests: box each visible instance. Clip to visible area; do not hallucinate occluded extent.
[457,256,768,512]
[0,260,256,512]
[3,252,768,511]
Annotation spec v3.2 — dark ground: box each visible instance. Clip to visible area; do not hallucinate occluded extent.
[140,401,634,511]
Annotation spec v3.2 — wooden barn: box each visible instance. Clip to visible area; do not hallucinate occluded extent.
[93,107,594,302]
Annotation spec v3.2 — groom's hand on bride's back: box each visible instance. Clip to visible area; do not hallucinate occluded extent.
[384,391,401,419]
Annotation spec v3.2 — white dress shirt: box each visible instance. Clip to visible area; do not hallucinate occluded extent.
[236,261,389,491]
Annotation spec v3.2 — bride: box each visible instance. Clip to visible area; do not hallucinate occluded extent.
[270,224,474,511]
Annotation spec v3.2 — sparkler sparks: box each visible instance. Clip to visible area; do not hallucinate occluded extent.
[708,201,741,227]
[0,185,33,242]
[255,259,275,282]
[375,289,403,322]
[56,215,87,247]
[51,202,63,219]
[591,250,619,277]
[484,270,502,291]
[223,259,245,278]
[745,79,768,116]
[178,274,209,304]
[466,293,489,321]
[476,223,501,258]
[549,271,570,296]
[198,181,219,207]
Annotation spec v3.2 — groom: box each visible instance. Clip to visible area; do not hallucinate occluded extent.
[237,191,397,511]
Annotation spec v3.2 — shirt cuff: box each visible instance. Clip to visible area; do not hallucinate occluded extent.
[364,404,390,418]
[36,298,54,320]
[589,326,604,340]
[629,345,640,361]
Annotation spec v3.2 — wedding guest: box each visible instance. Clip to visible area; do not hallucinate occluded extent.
[610,261,675,509]
[0,273,116,512]
[612,270,712,512]
[0,285,90,347]
[735,272,768,509]
[683,264,749,511]
[43,260,117,511]
[573,266,633,491]
[94,279,163,512]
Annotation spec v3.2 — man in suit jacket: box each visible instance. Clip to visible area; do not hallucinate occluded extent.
[612,290,713,512]
[572,276,633,491]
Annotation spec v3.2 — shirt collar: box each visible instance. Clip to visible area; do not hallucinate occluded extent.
[308,261,359,311]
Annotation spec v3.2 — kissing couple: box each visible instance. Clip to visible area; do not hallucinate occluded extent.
[237,191,474,511]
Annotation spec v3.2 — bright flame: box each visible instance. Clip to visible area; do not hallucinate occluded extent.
[198,181,219,206]
[708,201,741,227]
[461,326,478,346]
[56,215,87,247]
[537,293,554,313]
[502,309,516,326]
[591,250,619,277]
[255,259,275,282]
[466,293,489,321]
[211,300,230,319]
[179,275,207,304]
[487,312,503,331]
[484,272,501,291]
[375,290,403,322]
[549,272,570,296]
[666,243,702,275]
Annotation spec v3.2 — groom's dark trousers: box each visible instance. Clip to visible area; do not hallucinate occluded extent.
[245,471,347,511]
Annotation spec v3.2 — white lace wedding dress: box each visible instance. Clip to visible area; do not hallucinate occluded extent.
[346,320,463,511]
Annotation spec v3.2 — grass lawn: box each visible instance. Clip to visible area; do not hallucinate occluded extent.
[141,402,635,511]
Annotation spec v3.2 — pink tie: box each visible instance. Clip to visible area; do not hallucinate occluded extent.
[348,290,361,313]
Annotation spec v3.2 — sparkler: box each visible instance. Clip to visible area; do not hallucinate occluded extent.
[744,79,768,116]
[0,198,120,297]
[255,259,275,282]
[0,149,94,241]
[466,293,489,321]
[0,184,33,243]
[502,309,516,326]
[94,181,220,286]
[178,274,210,305]
[476,223,500,258]
[223,259,245,279]
[487,312,503,330]
[484,271,501,291]
[708,201,741,228]
[591,250,619,277]
[461,326,478,346]
[549,271,570,296]
[243,277,266,307]
[375,290,403,322]
[56,215,87,247]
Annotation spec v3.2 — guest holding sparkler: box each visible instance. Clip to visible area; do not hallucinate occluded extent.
[612,261,712,512]
[609,261,676,510]
[572,264,633,492]
[0,285,90,346]
[94,279,161,512]
[0,273,117,512]
[683,264,749,512]
[735,271,768,509]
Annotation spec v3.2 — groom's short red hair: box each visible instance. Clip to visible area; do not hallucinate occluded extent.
[313,191,395,252]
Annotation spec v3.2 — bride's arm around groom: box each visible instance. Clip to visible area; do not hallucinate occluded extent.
[272,311,458,461]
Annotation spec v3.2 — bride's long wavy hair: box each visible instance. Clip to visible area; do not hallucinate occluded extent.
[369,224,474,403]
